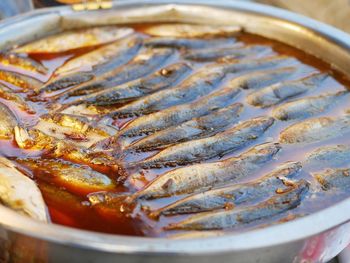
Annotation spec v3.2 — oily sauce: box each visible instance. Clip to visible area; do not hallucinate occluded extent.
[0,24,350,237]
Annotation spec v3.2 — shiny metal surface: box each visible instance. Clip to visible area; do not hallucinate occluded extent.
[0,1,350,262]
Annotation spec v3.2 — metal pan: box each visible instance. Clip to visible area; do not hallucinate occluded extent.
[0,1,350,262]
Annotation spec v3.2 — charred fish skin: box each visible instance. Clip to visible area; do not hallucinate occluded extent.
[144,37,237,49]
[166,179,309,231]
[76,62,193,106]
[155,161,302,216]
[109,68,226,118]
[133,142,281,199]
[272,91,348,121]
[305,145,350,168]
[137,116,274,168]
[14,26,134,54]
[246,73,328,108]
[183,45,273,62]
[0,84,35,114]
[143,24,242,38]
[0,157,48,222]
[0,69,43,91]
[313,168,350,191]
[127,103,244,152]
[0,102,18,139]
[40,36,143,94]
[280,116,350,144]
[63,48,174,98]
[117,83,242,138]
[16,159,115,192]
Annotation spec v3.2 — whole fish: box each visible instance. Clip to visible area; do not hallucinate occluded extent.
[70,62,192,106]
[14,127,124,178]
[0,157,48,222]
[61,48,174,97]
[280,116,350,144]
[14,26,134,54]
[143,24,241,38]
[117,84,241,138]
[272,91,348,120]
[0,102,18,139]
[126,103,243,152]
[153,161,302,216]
[0,83,35,114]
[40,35,143,93]
[305,145,350,168]
[183,45,273,61]
[17,159,115,194]
[166,179,309,230]
[0,52,47,74]
[33,113,112,148]
[135,116,274,168]
[132,142,281,199]
[313,168,350,191]
[0,69,42,90]
[144,37,237,49]
[246,73,328,108]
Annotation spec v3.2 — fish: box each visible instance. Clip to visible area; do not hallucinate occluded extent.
[0,52,47,74]
[69,62,193,106]
[305,145,350,168]
[117,83,242,138]
[33,113,113,148]
[144,37,237,49]
[126,103,243,152]
[246,73,328,107]
[16,159,115,194]
[14,26,134,54]
[14,127,125,178]
[61,48,174,98]
[313,168,350,191]
[166,179,309,230]
[153,161,302,216]
[272,91,348,120]
[0,83,35,114]
[132,142,281,199]
[40,35,143,93]
[0,69,43,90]
[183,45,273,61]
[279,115,350,144]
[0,102,18,139]
[135,116,274,168]
[0,157,48,222]
[143,24,242,38]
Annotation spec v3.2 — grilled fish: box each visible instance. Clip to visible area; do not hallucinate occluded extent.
[14,127,124,177]
[305,145,350,168]
[183,45,273,61]
[0,52,47,74]
[17,159,115,194]
[246,73,328,107]
[0,157,48,221]
[272,91,348,120]
[136,116,274,168]
[280,116,350,144]
[15,26,134,54]
[153,161,302,216]
[0,69,42,91]
[166,179,309,230]
[117,81,242,137]
[313,168,350,191]
[62,48,174,97]
[0,102,18,139]
[71,62,192,106]
[126,103,243,152]
[0,84,35,114]
[40,35,143,93]
[132,142,281,199]
[143,24,241,38]
[144,37,237,49]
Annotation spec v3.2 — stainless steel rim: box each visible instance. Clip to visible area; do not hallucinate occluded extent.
[0,0,350,255]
